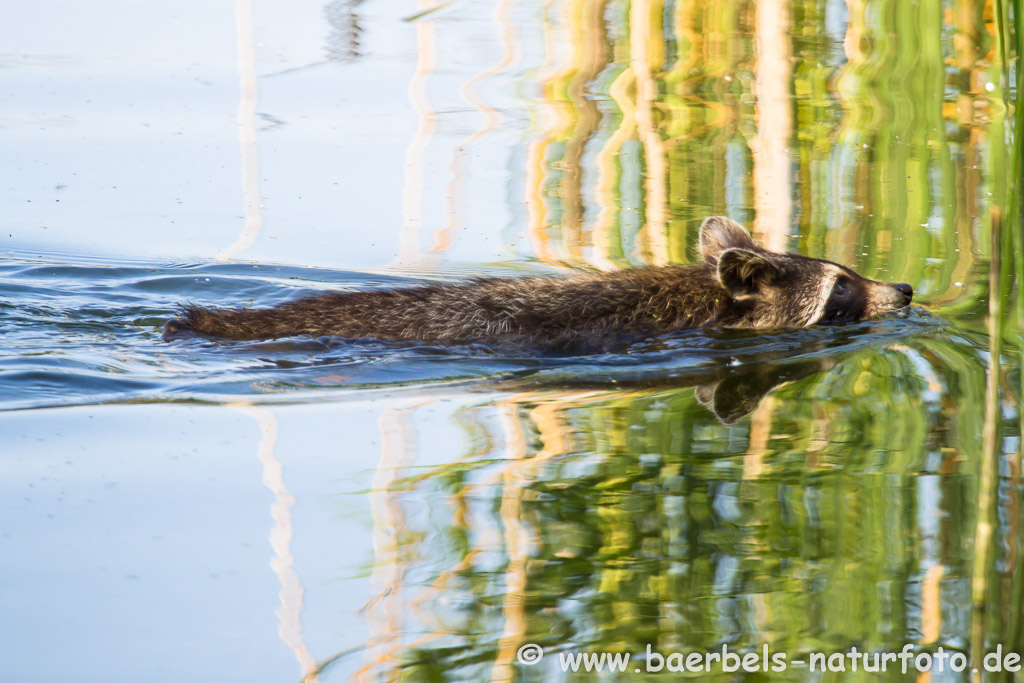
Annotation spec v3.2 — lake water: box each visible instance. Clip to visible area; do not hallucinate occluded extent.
[2,0,1022,681]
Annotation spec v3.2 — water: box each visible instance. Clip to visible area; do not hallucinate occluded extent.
[2,0,1023,682]
[0,256,953,412]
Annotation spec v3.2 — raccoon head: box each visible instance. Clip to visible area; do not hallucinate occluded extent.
[699,216,914,328]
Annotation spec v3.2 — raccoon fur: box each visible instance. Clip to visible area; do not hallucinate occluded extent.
[162,216,913,350]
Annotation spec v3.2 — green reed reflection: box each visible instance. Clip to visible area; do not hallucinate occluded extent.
[333,0,1024,680]
[519,0,1017,333]
[349,332,1019,681]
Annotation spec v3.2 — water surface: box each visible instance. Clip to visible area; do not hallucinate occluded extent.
[2,0,1022,681]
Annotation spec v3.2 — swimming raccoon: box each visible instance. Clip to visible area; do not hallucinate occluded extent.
[162,216,913,350]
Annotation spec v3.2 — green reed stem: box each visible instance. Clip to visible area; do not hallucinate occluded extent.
[1009,0,1024,663]
[973,0,1020,673]
[971,210,1003,681]
[1012,0,1024,343]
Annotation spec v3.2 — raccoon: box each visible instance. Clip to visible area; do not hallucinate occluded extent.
[162,216,913,350]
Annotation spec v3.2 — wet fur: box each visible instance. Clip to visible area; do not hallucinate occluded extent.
[163,217,913,351]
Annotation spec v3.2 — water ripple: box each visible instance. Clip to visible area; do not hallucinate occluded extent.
[0,256,969,411]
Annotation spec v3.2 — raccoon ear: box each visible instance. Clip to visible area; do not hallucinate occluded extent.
[716,248,780,299]
[699,216,757,265]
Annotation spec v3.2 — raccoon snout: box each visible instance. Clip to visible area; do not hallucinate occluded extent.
[893,283,913,305]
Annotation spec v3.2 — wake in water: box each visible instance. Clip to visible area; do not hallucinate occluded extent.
[0,257,953,414]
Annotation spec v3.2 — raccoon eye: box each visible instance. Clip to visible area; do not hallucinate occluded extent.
[832,280,849,297]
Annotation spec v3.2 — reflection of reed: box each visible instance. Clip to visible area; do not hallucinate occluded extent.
[970,209,1003,675]
[525,1,578,266]
[524,131,557,265]
[560,0,606,263]
[377,0,1003,305]
[355,403,425,682]
[1010,0,1024,652]
[398,1,439,264]
[934,0,985,306]
[927,123,980,307]
[490,402,531,682]
[233,404,317,679]
[918,466,945,647]
[663,2,739,262]
[974,14,1020,661]
[921,559,945,644]
[491,399,571,680]
[743,396,774,479]
[593,66,637,269]
[218,0,264,262]
[521,0,792,268]
[750,0,791,252]
[631,0,668,266]
[433,0,519,253]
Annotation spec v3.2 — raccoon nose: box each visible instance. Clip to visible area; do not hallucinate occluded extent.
[894,283,913,303]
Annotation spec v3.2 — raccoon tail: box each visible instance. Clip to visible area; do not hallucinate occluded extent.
[161,303,273,341]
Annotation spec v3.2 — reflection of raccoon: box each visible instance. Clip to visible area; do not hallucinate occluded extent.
[163,217,913,349]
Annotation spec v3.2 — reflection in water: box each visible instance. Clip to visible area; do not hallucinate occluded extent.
[3,0,1019,679]
[692,356,832,424]
[233,404,316,679]
[218,0,264,262]
[426,0,1007,319]
[397,0,441,265]
[324,0,366,63]
[335,0,1022,670]
[357,401,431,682]
[630,0,668,265]
[971,209,1009,667]
[434,0,519,254]
[504,347,842,424]
[750,0,791,252]
[490,402,533,682]
[344,333,1020,680]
